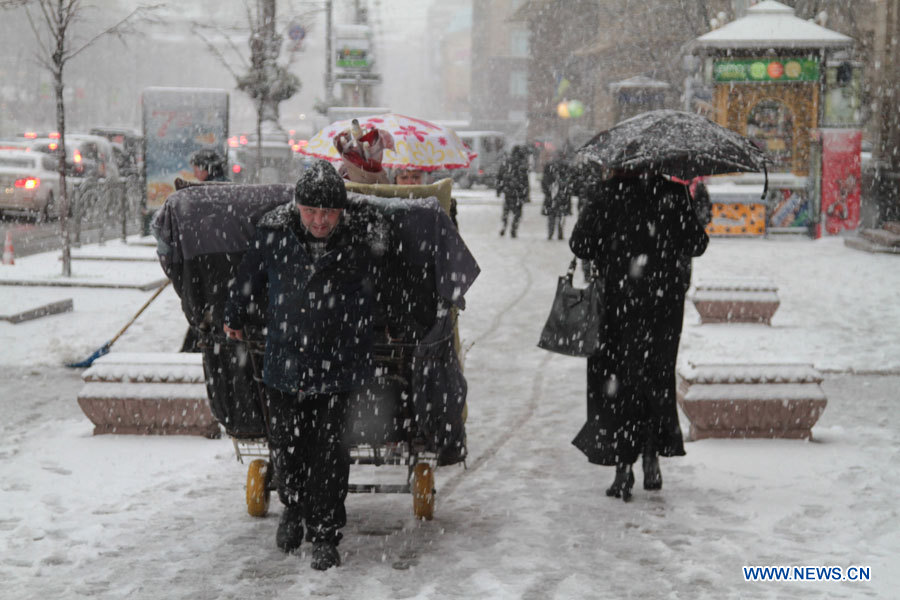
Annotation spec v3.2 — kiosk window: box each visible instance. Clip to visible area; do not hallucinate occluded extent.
[747,100,793,171]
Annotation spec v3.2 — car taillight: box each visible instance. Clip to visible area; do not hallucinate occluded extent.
[49,142,58,151]
[239,135,248,145]
[232,164,242,174]
[73,149,82,163]
[14,177,39,189]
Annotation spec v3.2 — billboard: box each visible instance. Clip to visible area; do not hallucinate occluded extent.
[141,87,229,209]
[333,24,373,74]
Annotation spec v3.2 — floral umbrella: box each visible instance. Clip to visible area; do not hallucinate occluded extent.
[301,113,474,171]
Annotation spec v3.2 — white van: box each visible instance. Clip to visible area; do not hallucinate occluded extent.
[453,130,507,188]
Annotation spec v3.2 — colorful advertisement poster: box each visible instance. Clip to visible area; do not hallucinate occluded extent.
[707,203,766,236]
[768,188,812,229]
[819,129,861,236]
[142,87,229,209]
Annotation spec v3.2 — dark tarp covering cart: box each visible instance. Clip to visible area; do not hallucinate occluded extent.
[151,179,479,519]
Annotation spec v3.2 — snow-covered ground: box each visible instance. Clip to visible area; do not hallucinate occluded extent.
[1,187,898,599]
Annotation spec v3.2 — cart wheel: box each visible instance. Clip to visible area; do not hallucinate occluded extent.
[412,463,435,520]
[246,459,270,518]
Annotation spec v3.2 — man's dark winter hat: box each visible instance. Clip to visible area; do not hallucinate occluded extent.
[189,148,225,170]
[295,160,347,209]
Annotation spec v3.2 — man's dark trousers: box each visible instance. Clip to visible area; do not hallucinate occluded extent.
[266,387,350,545]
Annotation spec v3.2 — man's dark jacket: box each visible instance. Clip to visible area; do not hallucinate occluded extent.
[224,202,387,395]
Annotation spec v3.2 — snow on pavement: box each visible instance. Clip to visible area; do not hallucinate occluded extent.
[1,188,898,599]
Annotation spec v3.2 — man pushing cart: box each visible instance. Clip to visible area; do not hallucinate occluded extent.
[152,160,479,571]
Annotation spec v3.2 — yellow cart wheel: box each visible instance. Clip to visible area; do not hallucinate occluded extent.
[412,463,435,520]
[246,459,270,517]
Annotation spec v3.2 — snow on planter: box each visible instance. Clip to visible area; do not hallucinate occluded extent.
[77,352,220,437]
[676,363,827,440]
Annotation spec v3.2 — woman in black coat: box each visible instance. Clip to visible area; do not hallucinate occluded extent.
[569,170,709,502]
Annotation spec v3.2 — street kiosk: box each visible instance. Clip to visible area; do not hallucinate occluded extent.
[691,0,860,237]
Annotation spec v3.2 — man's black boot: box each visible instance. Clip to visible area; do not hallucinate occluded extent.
[275,506,304,553]
[311,541,341,570]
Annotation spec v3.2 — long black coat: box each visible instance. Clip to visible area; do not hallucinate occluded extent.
[224,203,387,395]
[569,174,709,465]
[541,159,574,217]
[495,147,529,203]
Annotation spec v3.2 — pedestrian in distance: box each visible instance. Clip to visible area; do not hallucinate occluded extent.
[393,167,427,185]
[189,148,229,182]
[541,152,575,241]
[223,160,384,570]
[495,145,530,238]
[569,168,709,502]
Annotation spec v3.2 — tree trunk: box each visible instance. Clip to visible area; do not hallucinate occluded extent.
[256,100,263,183]
[54,72,71,277]
[873,0,900,224]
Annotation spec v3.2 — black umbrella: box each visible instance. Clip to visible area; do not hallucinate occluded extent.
[577,109,770,196]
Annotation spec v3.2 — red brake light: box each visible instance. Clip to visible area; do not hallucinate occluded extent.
[49,131,60,139]
[239,135,248,145]
[228,136,239,148]
[49,142,58,151]
[291,144,301,152]
[24,132,37,139]
[73,149,82,163]
[232,164,241,174]
[14,177,39,189]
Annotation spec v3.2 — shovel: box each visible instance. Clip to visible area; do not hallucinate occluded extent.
[66,280,171,368]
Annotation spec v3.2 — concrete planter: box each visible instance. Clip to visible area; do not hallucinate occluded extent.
[677,363,827,440]
[76,353,220,438]
[691,278,780,324]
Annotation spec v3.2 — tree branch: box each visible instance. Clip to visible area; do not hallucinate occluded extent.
[191,23,243,81]
[67,4,164,61]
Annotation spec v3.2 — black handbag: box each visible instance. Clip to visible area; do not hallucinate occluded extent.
[537,258,604,357]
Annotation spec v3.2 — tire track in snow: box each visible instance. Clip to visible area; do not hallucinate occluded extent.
[440,250,551,499]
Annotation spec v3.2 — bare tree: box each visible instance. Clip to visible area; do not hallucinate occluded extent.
[0,0,163,276]
[192,0,313,181]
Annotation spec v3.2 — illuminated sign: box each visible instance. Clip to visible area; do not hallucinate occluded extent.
[713,58,819,83]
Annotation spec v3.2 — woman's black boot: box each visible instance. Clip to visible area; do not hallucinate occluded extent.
[605,463,634,502]
[642,453,662,490]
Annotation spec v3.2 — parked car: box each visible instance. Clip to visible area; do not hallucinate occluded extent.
[451,130,507,188]
[30,134,120,182]
[0,149,74,220]
[89,127,142,177]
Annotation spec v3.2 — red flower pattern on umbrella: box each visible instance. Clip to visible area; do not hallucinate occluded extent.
[301,113,472,171]
[395,125,427,143]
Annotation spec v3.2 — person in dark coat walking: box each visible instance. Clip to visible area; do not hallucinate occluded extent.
[189,148,229,182]
[569,169,709,502]
[223,160,383,570]
[496,145,530,238]
[541,154,574,240]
